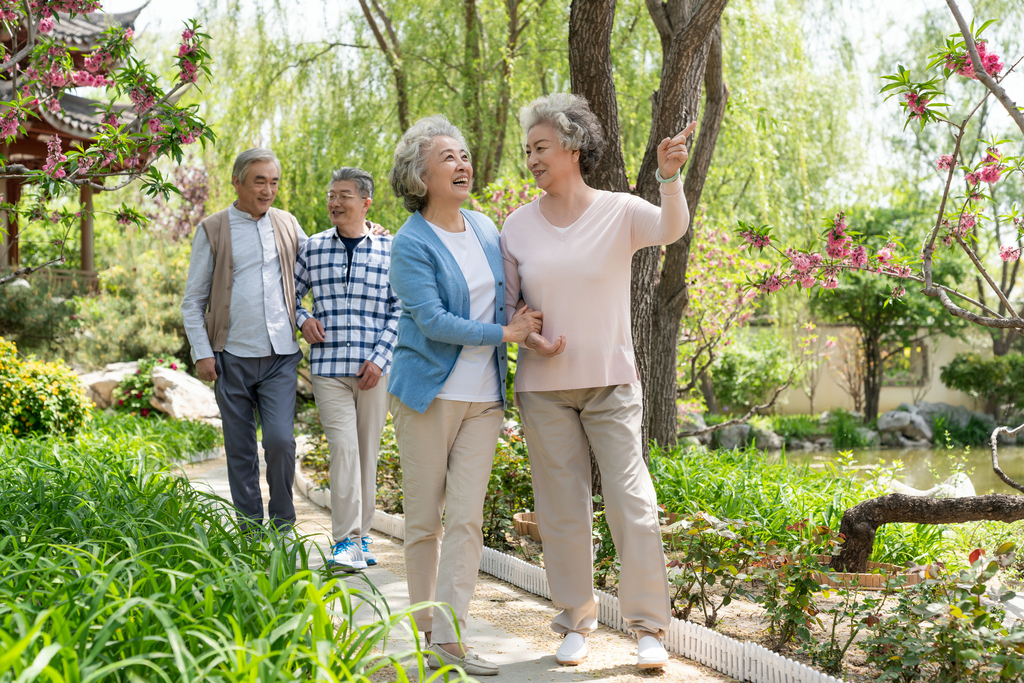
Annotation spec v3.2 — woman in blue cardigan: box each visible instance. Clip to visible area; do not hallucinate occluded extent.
[387,114,541,677]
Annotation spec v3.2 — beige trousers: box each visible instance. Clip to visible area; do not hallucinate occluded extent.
[389,394,503,644]
[312,374,389,543]
[519,383,671,638]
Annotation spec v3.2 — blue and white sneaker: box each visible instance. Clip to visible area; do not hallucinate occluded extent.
[329,538,367,571]
[361,536,378,566]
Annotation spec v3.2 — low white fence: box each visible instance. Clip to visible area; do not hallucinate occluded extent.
[368,507,844,683]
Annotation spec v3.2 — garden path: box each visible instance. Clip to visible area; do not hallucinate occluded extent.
[182,452,734,682]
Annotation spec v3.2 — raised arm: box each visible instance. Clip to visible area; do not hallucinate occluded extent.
[631,123,696,250]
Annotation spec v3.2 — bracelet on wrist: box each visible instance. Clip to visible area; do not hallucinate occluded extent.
[655,168,681,184]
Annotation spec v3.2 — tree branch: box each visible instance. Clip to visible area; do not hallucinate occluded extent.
[678,370,797,438]
[0,257,67,285]
[990,423,1024,493]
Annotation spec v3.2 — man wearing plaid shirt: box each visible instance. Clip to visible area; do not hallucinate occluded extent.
[295,167,400,570]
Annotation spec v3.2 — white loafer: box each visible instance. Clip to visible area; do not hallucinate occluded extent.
[427,644,499,676]
[555,632,588,665]
[637,635,668,669]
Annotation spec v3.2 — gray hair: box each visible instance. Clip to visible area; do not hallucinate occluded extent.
[519,93,605,177]
[389,114,472,214]
[232,148,281,184]
[327,167,374,198]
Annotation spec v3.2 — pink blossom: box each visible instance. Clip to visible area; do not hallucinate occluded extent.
[103,113,119,127]
[180,130,198,145]
[936,154,955,171]
[978,164,1002,184]
[965,171,981,186]
[999,245,1021,262]
[182,28,196,41]
[849,245,868,268]
[47,98,61,114]
[946,40,1004,79]
[800,275,816,289]
[903,91,929,119]
[876,247,893,263]
[38,17,53,33]
[891,286,906,298]
[129,87,155,112]
[958,214,976,234]
[147,118,165,134]
[822,276,839,290]
[179,60,199,84]
[42,134,67,179]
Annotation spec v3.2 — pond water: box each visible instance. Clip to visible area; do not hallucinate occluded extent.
[782,444,1024,496]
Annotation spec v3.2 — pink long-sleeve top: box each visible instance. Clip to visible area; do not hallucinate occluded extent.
[500,179,690,393]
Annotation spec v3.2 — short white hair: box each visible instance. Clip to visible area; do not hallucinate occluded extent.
[231,148,281,184]
[519,93,605,176]
[389,114,472,213]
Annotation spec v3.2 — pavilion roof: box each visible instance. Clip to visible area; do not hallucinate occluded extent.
[54,5,147,51]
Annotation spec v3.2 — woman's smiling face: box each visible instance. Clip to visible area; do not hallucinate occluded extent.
[422,135,473,208]
[525,123,577,190]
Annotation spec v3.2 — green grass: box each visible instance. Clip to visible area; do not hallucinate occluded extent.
[0,412,466,682]
[650,443,965,567]
[768,414,823,441]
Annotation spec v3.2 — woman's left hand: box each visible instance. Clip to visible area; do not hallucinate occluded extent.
[657,121,698,179]
[523,332,566,358]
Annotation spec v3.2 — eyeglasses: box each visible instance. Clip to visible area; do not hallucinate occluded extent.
[326,192,366,203]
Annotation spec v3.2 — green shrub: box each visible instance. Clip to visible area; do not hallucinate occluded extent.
[940,352,1024,420]
[112,355,183,417]
[710,330,801,413]
[933,413,992,447]
[73,244,191,368]
[0,277,81,358]
[0,337,92,437]
[482,422,534,551]
[770,413,822,440]
[827,409,868,448]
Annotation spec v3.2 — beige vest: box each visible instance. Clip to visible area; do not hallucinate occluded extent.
[199,206,300,353]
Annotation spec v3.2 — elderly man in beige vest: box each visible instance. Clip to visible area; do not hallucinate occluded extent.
[181,148,306,533]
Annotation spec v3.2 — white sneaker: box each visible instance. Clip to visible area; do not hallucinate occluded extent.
[329,538,367,571]
[637,635,668,669]
[361,536,377,566]
[555,632,588,665]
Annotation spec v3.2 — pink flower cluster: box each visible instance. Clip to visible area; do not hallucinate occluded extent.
[38,16,53,33]
[903,91,929,119]
[178,29,201,83]
[825,212,852,260]
[42,134,67,179]
[999,245,1021,262]
[0,109,23,138]
[71,70,112,87]
[129,86,155,112]
[945,40,1004,79]
[83,50,112,74]
[976,147,1004,184]
[935,154,956,171]
[738,227,771,250]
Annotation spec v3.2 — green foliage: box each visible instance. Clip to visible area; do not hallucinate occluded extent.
[768,414,822,441]
[113,355,183,416]
[709,329,799,413]
[0,414,456,683]
[934,413,993,447]
[592,495,619,589]
[73,241,192,368]
[940,352,1024,420]
[482,424,535,552]
[826,409,868,449]
[665,512,761,627]
[0,337,92,437]
[0,278,81,358]
[864,544,1024,683]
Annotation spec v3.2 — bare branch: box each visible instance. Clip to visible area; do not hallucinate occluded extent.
[0,257,67,286]
[954,233,1021,319]
[989,424,1024,493]
[679,370,797,438]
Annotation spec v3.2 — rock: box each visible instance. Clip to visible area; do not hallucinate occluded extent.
[150,367,220,423]
[880,430,903,447]
[679,411,712,446]
[877,410,912,433]
[714,424,751,450]
[903,412,934,442]
[855,426,881,447]
[752,427,784,450]
[889,472,976,498]
[897,402,920,415]
[79,361,140,408]
[915,401,995,435]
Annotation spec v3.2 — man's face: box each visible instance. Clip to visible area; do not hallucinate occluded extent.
[326,179,372,229]
[232,160,280,218]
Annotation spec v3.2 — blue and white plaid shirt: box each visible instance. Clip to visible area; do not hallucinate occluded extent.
[294,228,401,377]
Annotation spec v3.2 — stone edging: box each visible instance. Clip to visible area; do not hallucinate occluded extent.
[172,446,224,466]
[293,466,846,683]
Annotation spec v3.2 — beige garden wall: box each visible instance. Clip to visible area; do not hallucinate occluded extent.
[773,325,984,416]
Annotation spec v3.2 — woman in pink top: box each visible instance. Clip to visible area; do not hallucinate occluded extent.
[500,93,694,670]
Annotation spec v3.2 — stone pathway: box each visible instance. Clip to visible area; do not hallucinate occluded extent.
[181,454,733,682]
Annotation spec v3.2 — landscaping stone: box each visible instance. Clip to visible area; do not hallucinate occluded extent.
[915,401,995,434]
[150,367,221,426]
[890,472,976,498]
[855,426,881,447]
[903,412,934,441]
[751,426,784,450]
[877,409,933,442]
[679,411,712,446]
[714,423,750,450]
[78,361,139,408]
[877,410,912,433]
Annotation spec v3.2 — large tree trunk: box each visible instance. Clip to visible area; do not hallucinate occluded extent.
[832,493,1024,572]
[862,332,882,422]
[646,21,729,447]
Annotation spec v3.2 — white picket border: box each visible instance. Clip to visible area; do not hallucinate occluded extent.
[361,507,845,683]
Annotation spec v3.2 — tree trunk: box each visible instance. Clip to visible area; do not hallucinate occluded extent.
[358,0,410,132]
[862,332,882,422]
[646,21,729,447]
[463,0,484,174]
[832,493,1024,572]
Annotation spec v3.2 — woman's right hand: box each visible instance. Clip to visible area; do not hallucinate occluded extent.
[502,306,542,343]
[523,332,566,358]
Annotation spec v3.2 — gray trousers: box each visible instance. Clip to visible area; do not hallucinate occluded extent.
[214,349,303,530]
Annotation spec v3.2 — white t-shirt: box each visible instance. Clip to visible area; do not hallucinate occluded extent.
[428,221,502,403]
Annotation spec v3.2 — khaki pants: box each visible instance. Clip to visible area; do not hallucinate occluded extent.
[312,374,389,543]
[389,394,503,644]
[519,383,671,638]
